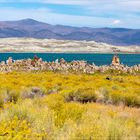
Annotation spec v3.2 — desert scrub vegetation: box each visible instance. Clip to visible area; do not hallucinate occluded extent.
[0,71,140,139]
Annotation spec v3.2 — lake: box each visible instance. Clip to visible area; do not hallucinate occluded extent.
[0,53,140,66]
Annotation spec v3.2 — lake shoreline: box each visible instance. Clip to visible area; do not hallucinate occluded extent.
[0,52,140,54]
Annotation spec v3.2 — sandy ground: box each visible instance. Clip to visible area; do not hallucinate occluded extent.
[0,38,140,53]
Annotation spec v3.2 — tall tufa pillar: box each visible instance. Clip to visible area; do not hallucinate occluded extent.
[111,54,120,66]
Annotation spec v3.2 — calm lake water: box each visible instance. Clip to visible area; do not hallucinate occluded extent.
[0,53,140,66]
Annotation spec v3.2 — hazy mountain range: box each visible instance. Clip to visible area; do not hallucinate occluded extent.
[0,18,140,46]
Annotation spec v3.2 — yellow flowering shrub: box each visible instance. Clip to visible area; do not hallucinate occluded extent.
[0,71,139,139]
[0,116,47,140]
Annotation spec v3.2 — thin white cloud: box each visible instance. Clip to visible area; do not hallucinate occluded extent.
[1,0,140,12]
[0,0,90,4]
[1,0,140,5]
[112,20,121,25]
[43,0,91,5]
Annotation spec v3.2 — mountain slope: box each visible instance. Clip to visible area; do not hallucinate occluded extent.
[0,19,140,46]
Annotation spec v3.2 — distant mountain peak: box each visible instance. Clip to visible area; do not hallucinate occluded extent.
[17,18,40,25]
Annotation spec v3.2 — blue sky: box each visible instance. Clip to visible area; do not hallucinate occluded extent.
[0,0,140,29]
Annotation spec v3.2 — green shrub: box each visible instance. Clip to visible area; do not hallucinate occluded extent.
[0,88,19,107]
[63,88,97,103]
[42,94,64,112]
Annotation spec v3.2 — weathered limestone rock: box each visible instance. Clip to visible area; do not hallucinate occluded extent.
[0,56,139,74]
[111,55,120,66]
[60,58,66,64]
[6,57,13,65]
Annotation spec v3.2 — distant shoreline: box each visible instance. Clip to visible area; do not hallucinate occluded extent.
[0,52,140,54]
[0,38,140,54]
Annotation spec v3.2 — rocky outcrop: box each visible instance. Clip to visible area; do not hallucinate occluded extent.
[0,56,140,74]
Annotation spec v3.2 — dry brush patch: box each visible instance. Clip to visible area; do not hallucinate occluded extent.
[0,72,140,139]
